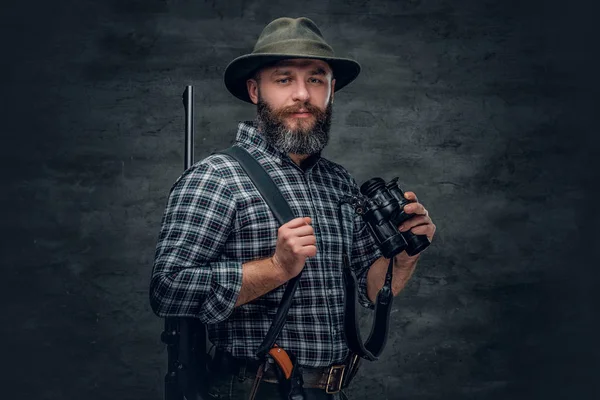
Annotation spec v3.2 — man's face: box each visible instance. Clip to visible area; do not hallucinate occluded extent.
[246,59,336,156]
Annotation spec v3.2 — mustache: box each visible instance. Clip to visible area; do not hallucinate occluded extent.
[276,103,324,117]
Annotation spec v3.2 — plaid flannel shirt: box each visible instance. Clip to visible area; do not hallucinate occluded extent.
[150,121,383,367]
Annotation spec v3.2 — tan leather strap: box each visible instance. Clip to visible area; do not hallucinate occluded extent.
[268,344,294,379]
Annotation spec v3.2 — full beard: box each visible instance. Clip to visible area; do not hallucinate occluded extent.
[256,94,333,156]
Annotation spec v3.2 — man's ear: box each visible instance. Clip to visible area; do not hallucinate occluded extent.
[331,78,336,104]
[247,79,259,105]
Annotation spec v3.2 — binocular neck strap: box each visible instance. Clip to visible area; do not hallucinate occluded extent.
[338,202,395,361]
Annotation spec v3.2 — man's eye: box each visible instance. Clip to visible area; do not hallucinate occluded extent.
[277,78,290,84]
[310,78,323,84]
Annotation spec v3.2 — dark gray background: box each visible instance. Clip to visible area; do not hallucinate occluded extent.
[1,0,598,399]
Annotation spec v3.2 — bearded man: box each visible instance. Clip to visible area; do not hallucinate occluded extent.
[150,17,436,400]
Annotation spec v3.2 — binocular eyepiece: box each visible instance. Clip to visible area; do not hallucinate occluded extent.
[349,177,431,259]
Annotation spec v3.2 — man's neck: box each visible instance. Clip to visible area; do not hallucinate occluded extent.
[289,153,310,166]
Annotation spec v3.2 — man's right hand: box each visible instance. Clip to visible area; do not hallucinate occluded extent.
[234,217,317,307]
[271,217,317,279]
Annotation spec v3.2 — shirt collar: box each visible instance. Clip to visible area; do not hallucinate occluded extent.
[235,120,322,171]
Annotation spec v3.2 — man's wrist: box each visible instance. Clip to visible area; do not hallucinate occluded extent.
[393,251,420,263]
[269,255,290,283]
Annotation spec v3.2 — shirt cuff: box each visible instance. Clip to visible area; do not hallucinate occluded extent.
[199,261,243,324]
[355,248,383,310]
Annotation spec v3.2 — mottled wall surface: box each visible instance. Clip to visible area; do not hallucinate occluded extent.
[1,0,598,399]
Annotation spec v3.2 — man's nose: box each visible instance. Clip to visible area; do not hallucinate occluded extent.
[291,80,310,102]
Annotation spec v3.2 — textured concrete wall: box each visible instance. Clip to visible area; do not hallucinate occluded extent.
[1,0,598,399]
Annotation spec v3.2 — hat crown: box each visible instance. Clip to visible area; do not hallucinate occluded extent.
[253,17,335,57]
[223,16,361,103]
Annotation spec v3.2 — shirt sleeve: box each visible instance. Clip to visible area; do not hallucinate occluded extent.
[347,177,383,310]
[350,216,383,310]
[149,161,242,324]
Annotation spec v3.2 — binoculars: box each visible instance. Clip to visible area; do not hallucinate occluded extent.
[349,177,431,259]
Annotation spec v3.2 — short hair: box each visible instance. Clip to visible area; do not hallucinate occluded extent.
[251,68,262,83]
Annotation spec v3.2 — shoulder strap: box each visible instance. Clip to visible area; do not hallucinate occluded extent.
[216,145,301,360]
[218,146,294,224]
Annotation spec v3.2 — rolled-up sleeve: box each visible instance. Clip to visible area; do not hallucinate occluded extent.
[345,176,383,310]
[350,217,383,310]
[149,162,242,324]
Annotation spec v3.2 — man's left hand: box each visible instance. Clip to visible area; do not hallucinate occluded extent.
[393,191,436,274]
[398,191,436,242]
[366,191,437,300]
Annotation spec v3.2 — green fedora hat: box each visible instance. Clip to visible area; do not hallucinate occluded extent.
[224,17,361,103]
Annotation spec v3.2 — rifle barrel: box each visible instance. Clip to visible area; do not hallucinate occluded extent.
[182,85,194,170]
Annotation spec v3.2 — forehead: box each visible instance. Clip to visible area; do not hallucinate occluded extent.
[263,58,332,74]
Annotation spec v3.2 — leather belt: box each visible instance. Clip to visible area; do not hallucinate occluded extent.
[259,361,347,394]
[211,350,349,394]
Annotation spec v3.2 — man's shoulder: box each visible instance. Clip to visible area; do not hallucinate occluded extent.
[168,151,243,191]
[184,151,243,176]
[201,151,240,171]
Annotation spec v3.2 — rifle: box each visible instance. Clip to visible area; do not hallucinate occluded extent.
[161,86,210,400]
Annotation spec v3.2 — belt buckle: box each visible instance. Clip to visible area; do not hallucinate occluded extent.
[325,364,346,394]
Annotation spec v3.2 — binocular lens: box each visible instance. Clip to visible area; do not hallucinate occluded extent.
[403,232,430,257]
[360,178,387,198]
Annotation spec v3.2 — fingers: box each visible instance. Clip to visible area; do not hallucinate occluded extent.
[398,216,431,232]
[285,216,312,228]
[407,223,436,241]
[298,245,317,258]
[293,224,315,237]
[295,235,317,246]
[403,201,428,216]
[404,191,418,202]
[289,238,317,258]
[397,197,437,241]
[280,223,314,239]
[402,192,425,216]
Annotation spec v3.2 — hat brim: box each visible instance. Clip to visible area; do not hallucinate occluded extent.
[224,54,361,104]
